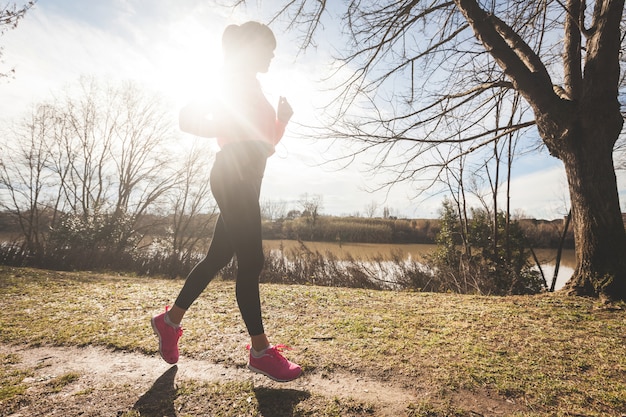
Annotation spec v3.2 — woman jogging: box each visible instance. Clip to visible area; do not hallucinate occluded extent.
[151,21,302,383]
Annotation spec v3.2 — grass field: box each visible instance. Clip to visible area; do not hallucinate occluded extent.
[0,266,625,416]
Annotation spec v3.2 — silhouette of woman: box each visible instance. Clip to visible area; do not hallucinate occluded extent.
[151,21,301,382]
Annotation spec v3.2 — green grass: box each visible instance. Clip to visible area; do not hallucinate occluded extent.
[0,353,32,403]
[1,266,625,416]
[47,372,81,393]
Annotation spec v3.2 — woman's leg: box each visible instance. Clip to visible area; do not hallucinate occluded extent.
[169,215,235,324]
[199,144,268,341]
[215,177,266,339]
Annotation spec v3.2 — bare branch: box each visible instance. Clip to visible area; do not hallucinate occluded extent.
[0,1,37,79]
[454,0,557,112]
[564,0,584,100]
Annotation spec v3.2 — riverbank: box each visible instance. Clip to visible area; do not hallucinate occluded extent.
[264,240,576,290]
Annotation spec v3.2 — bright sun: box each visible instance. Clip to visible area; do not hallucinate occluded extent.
[149,15,320,141]
[151,18,223,108]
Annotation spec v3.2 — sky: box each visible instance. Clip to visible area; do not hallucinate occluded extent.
[1,0,624,220]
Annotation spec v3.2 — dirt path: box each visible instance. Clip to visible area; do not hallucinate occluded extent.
[2,344,421,416]
[3,344,525,416]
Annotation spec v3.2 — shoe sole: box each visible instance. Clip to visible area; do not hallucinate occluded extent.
[151,317,178,365]
[247,363,302,383]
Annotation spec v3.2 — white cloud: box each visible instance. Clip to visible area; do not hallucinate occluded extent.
[505,161,570,219]
[1,7,154,118]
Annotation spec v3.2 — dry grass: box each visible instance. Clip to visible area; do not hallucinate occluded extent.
[1,266,625,416]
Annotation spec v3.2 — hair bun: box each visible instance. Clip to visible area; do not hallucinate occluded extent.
[222,24,241,50]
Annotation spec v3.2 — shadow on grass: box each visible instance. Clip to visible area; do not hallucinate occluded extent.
[133,365,178,417]
[254,386,311,417]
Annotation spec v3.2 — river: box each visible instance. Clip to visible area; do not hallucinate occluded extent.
[264,240,575,291]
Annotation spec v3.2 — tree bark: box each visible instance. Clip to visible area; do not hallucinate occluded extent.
[557,0,626,301]
[559,109,626,300]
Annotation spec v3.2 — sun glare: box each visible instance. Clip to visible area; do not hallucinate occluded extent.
[146,14,324,160]
[151,18,223,108]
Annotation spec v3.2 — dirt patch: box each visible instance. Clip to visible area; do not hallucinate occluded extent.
[2,344,416,416]
[1,344,523,416]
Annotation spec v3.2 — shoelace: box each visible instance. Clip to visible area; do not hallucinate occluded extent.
[247,344,293,361]
[271,344,292,353]
[268,345,292,364]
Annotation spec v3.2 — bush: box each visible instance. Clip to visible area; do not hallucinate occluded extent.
[428,201,545,295]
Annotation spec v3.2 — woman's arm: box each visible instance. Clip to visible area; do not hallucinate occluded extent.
[179,102,219,138]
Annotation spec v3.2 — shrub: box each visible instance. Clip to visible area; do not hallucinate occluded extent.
[428,201,545,295]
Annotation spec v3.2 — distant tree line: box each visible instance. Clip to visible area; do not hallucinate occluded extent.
[0,206,574,249]
[262,216,436,244]
[259,214,573,249]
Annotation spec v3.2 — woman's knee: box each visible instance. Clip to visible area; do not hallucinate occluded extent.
[239,250,265,277]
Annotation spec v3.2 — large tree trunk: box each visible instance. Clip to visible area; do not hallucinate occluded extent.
[554,0,626,301]
[560,125,626,301]
[536,77,626,301]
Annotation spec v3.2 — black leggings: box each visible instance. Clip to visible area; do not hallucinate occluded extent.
[174,141,270,336]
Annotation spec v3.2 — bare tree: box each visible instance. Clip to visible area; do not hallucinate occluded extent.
[165,142,217,275]
[107,81,179,250]
[299,193,323,218]
[299,193,323,240]
[57,78,115,219]
[364,200,379,218]
[261,198,288,221]
[0,1,36,79]
[1,77,180,258]
[0,104,55,251]
[58,78,179,250]
[232,0,626,301]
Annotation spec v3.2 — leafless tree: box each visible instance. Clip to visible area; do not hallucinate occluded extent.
[1,77,181,257]
[299,192,323,240]
[107,81,179,250]
[261,198,288,221]
[0,1,36,79]
[364,200,379,218]
[0,104,55,251]
[231,0,626,301]
[56,78,116,219]
[166,142,217,274]
[299,193,323,217]
[40,78,179,251]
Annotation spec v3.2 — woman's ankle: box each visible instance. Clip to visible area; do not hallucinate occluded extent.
[250,333,270,352]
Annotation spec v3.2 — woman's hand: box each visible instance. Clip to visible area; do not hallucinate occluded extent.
[277,96,293,123]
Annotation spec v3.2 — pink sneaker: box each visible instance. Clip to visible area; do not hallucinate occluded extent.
[151,307,183,364]
[247,344,302,382]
